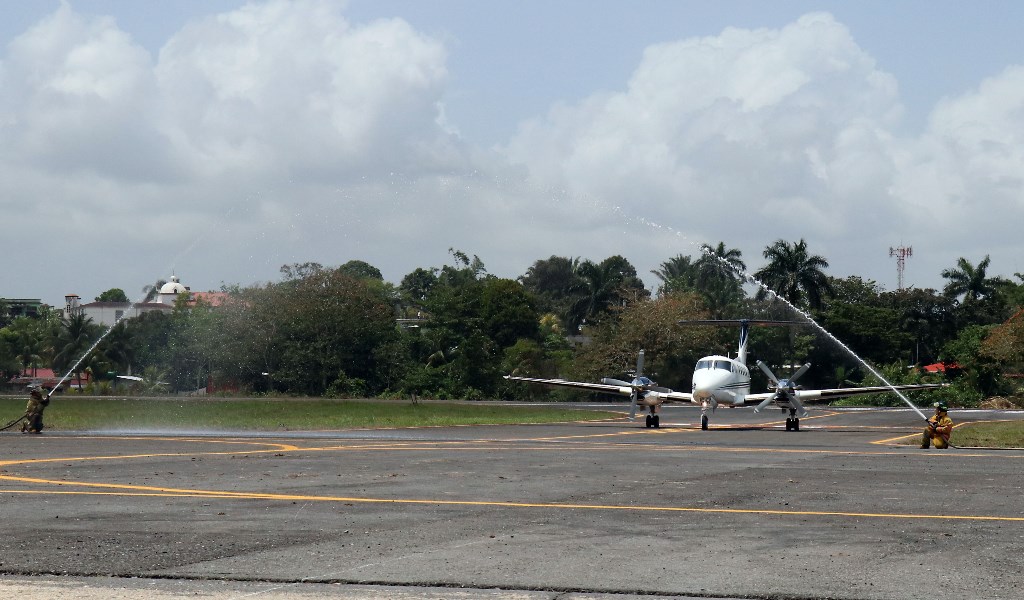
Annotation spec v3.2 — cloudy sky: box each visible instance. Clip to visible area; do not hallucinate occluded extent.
[4,0,1023,307]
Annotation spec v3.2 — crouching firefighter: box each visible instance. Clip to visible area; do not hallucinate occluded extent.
[921,401,953,449]
[22,385,51,434]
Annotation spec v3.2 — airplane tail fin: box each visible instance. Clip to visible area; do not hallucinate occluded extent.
[678,319,805,365]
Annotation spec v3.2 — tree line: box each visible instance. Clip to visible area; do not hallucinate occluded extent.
[2,243,1023,406]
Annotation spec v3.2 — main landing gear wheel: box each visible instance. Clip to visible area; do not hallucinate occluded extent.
[785,417,800,431]
[701,414,709,430]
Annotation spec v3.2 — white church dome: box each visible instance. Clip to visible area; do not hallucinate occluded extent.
[159,275,187,295]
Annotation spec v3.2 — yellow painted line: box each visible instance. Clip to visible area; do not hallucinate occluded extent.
[6,438,1022,466]
[872,421,983,446]
[0,447,304,468]
[2,478,1022,522]
[0,436,303,468]
[525,429,662,441]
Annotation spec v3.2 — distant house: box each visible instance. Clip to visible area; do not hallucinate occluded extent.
[189,291,230,307]
[66,294,172,328]
[64,275,228,327]
[1,298,47,319]
[8,368,90,392]
[155,275,230,307]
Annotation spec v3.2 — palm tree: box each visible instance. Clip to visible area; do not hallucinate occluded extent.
[754,239,834,309]
[98,321,136,375]
[142,279,168,303]
[16,332,44,377]
[694,242,747,317]
[566,260,618,333]
[53,313,99,389]
[651,254,699,295]
[941,255,997,302]
[695,242,746,284]
[520,256,583,317]
[565,256,647,332]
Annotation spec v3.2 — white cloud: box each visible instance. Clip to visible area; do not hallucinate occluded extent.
[503,13,903,239]
[0,4,166,180]
[1,0,474,302]
[502,12,1024,288]
[3,4,1024,305]
[887,65,1024,272]
[155,0,457,181]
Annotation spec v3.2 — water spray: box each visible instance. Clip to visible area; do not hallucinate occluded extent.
[46,314,129,397]
[43,204,242,399]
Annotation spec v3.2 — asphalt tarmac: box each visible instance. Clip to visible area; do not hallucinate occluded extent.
[2,405,1023,600]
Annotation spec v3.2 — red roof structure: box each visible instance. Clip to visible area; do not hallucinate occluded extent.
[189,291,230,306]
[9,368,90,390]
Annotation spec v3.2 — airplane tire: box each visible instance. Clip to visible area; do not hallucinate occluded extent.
[785,418,792,431]
[793,418,800,432]
[645,415,652,428]
[653,415,660,428]
[701,415,708,430]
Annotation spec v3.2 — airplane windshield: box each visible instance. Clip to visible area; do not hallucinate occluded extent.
[697,360,712,370]
[714,360,732,371]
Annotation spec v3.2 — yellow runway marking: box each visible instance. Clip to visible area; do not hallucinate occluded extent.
[5,430,1023,527]
[5,433,1024,466]
[3,476,1023,522]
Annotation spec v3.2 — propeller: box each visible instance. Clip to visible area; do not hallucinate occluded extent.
[600,350,655,421]
[755,361,811,417]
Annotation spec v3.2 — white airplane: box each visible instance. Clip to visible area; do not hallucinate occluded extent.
[504,319,947,431]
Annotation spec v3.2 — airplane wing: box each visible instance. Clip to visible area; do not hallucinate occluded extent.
[503,375,633,397]
[503,375,695,403]
[793,382,947,403]
[649,390,695,402]
[743,383,947,406]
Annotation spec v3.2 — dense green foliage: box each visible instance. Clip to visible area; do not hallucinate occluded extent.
[3,243,1022,406]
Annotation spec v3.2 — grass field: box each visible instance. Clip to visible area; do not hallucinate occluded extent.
[4,397,1023,447]
[0,397,620,432]
[947,420,1024,448]
[890,419,1024,448]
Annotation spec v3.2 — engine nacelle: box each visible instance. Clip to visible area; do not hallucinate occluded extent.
[642,392,663,405]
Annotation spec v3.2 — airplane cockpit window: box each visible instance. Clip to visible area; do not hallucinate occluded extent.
[636,377,653,386]
[697,360,712,370]
[714,360,732,371]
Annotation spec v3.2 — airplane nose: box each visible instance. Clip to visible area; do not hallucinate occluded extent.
[692,371,728,401]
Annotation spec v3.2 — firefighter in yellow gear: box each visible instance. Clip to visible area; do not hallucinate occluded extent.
[21,385,50,434]
[921,401,953,449]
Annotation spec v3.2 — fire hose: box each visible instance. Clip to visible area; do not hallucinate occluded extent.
[1,412,29,432]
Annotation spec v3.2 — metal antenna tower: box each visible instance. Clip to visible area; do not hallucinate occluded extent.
[889,245,913,291]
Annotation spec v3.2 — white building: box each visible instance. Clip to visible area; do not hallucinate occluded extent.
[64,275,225,328]
[66,294,171,328]
[156,275,189,305]
[64,275,189,328]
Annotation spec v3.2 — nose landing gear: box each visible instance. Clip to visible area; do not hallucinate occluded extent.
[784,409,800,431]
